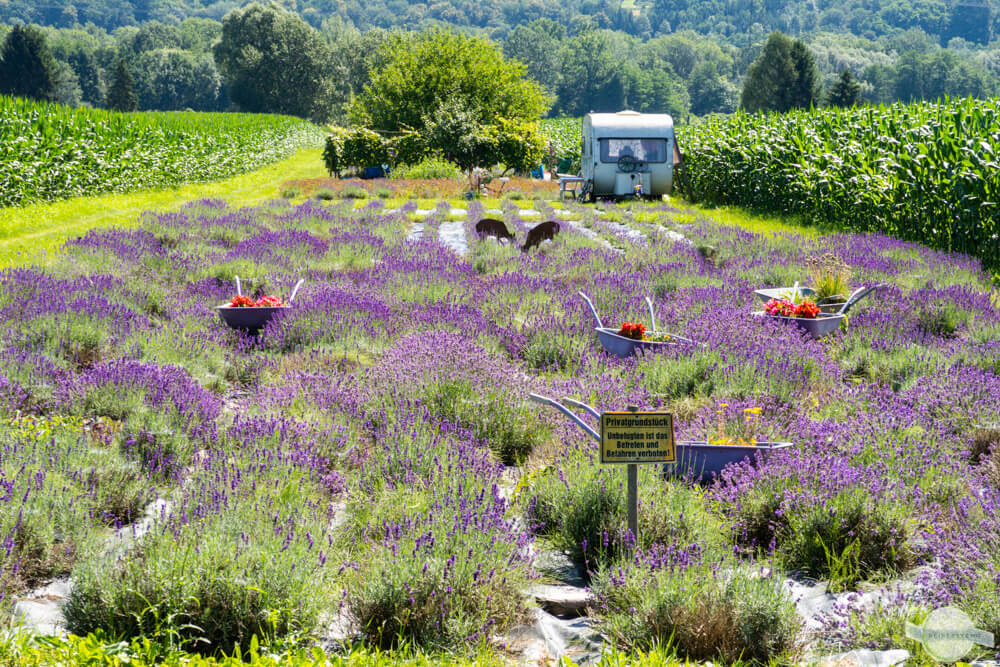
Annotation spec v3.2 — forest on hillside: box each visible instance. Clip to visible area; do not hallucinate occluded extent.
[3,0,998,46]
[2,0,1000,121]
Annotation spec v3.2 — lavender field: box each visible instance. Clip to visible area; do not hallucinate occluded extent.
[2,193,1000,664]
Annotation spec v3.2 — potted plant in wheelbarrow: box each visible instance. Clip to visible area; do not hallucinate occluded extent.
[754,254,883,314]
[755,282,880,339]
[578,291,699,358]
[216,276,304,334]
[666,404,792,482]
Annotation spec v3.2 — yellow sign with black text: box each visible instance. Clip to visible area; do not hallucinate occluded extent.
[600,412,676,464]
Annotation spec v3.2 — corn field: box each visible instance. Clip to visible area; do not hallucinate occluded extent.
[0,96,325,208]
[540,117,581,171]
[677,99,1000,272]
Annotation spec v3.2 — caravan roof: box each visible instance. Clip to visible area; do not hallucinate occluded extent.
[585,111,674,138]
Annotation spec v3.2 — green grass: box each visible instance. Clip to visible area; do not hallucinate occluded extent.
[0,631,722,666]
[670,196,827,238]
[0,148,327,268]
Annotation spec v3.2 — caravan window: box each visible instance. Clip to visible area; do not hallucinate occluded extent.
[599,138,667,163]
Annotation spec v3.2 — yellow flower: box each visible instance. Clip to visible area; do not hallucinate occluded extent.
[744,407,762,415]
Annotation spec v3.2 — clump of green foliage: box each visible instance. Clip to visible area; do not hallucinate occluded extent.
[391,156,462,180]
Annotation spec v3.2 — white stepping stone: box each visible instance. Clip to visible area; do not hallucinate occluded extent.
[438,220,469,256]
[407,222,424,241]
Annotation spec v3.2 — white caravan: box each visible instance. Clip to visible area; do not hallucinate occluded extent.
[580,110,681,200]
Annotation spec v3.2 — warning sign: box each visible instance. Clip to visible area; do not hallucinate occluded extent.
[600,412,676,464]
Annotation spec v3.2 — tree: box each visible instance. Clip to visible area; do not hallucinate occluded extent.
[52,60,82,106]
[326,24,398,107]
[134,49,221,111]
[947,0,991,46]
[125,21,182,56]
[688,61,736,115]
[892,49,995,101]
[66,49,104,107]
[624,64,690,116]
[789,39,820,108]
[422,98,489,173]
[741,31,818,112]
[213,2,331,118]
[826,70,861,107]
[556,30,626,116]
[503,23,563,93]
[0,25,57,101]
[106,58,137,111]
[349,30,548,133]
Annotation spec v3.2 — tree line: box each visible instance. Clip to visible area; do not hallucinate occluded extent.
[3,0,998,47]
[2,2,999,121]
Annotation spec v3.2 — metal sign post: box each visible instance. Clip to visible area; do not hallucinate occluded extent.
[529,394,676,548]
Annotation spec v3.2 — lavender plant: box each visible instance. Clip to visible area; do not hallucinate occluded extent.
[0,190,997,663]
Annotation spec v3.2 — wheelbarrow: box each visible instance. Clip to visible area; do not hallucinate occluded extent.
[754,284,883,339]
[527,394,789,482]
[579,291,696,358]
[216,277,304,334]
[754,283,884,314]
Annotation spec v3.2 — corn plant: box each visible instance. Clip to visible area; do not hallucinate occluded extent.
[0,95,325,208]
[676,98,1000,273]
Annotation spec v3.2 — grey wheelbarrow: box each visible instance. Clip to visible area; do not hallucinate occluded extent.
[578,291,698,358]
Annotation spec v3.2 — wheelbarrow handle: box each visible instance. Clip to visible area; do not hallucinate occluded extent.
[578,291,603,329]
[665,332,702,346]
[837,283,885,315]
[235,275,241,297]
[561,396,601,420]
[645,296,658,333]
[288,279,305,303]
[528,393,601,443]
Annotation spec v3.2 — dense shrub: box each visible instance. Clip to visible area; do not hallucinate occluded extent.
[733,482,915,591]
[0,416,148,599]
[325,119,545,176]
[391,157,462,181]
[344,412,530,650]
[367,332,548,465]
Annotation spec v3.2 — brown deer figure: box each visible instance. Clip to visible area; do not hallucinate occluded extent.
[475,218,515,244]
[522,221,560,252]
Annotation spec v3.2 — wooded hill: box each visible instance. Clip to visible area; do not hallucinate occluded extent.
[2,1,1000,122]
[4,0,996,46]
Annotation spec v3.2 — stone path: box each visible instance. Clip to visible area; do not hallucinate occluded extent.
[560,219,617,252]
[12,496,172,637]
[12,579,72,636]
[394,204,692,257]
[598,218,646,243]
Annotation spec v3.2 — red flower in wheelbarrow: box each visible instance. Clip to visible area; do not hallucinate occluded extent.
[617,322,646,340]
[227,295,286,307]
